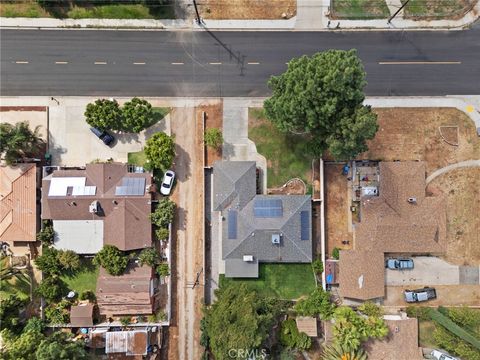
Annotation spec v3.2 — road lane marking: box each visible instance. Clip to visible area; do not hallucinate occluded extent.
[94,61,107,65]
[378,61,461,65]
[171,62,184,65]
[247,62,260,65]
[55,61,68,64]
[15,61,29,64]
[209,62,222,65]
[133,62,146,65]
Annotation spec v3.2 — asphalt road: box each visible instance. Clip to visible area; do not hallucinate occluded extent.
[1,27,479,97]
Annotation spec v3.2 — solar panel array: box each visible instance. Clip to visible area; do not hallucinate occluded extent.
[253,198,283,218]
[300,211,309,240]
[115,177,146,196]
[228,210,237,239]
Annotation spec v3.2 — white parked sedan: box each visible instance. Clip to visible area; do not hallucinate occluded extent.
[160,170,175,196]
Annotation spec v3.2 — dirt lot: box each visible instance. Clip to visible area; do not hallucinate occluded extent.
[358,108,480,175]
[384,285,480,307]
[199,0,296,19]
[427,168,480,266]
[201,102,223,167]
[324,164,353,257]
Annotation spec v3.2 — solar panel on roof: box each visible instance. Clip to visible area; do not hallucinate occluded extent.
[300,211,310,240]
[228,210,237,239]
[253,198,283,218]
[115,177,145,196]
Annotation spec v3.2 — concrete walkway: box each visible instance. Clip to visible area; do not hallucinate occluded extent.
[426,159,480,183]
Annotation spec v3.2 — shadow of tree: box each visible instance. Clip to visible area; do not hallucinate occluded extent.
[173,144,191,182]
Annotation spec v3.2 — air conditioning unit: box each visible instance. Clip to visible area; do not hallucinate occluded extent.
[271,234,281,245]
[243,255,254,262]
[89,200,100,213]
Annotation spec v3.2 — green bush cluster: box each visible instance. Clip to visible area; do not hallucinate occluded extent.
[44,300,70,325]
[279,319,311,350]
[93,245,128,276]
[34,247,80,276]
[36,221,55,244]
[144,132,176,171]
[204,128,223,150]
[150,198,176,228]
[294,288,335,319]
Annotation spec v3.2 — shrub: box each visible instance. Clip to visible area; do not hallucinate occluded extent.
[280,318,312,350]
[204,128,223,150]
[156,263,170,277]
[144,132,175,171]
[93,245,128,276]
[45,300,70,325]
[0,295,27,333]
[120,316,131,326]
[138,248,159,267]
[332,247,340,260]
[150,198,176,228]
[312,259,323,274]
[156,227,169,241]
[36,221,55,244]
[57,250,80,271]
[36,276,67,302]
[34,247,62,276]
[433,325,480,360]
[358,302,382,318]
[79,290,96,302]
[406,306,431,321]
[446,306,480,333]
[294,287,335,319]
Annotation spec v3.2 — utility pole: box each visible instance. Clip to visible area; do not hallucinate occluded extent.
[192,0,202,25]
[388,0,410,23]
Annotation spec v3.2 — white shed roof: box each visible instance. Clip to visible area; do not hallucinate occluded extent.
[53,220,103,254]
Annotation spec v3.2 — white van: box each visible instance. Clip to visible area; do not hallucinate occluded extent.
[430,349,459,360]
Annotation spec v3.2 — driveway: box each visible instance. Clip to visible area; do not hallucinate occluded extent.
[385,256,480,286]
[384,285,480,307]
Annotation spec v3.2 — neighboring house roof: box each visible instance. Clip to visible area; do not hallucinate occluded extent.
[355,162,446,254]
[339,250,385,300]
[70,304,94,327]
[0,164,37,242]
[96,263,154,316]
[296,317,318,337]
[105,330,149,356]
[53,220,103,254]
[363,317,423,360]
[41,163,152,252]
[213,161,313,278]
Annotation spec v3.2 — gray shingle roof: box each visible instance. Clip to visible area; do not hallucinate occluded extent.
[225,258,259,278]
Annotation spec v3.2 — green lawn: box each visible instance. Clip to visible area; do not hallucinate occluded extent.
[61,258,98,295]
[330,0,390,19]
[248,108,312,189]
[220,263,316,300]
[402,0,471,19]
[0,1,175,19]
[128,149,148,167]
[419,320,437,348]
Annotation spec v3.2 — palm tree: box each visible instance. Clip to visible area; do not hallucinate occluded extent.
[322,343,368,360]
[0,121,44,165]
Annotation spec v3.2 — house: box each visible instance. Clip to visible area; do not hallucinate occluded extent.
[213,161,312,278]
[96,263,155,316]
[363,316,423,360]
[41,163,153,254]
[70,304,94,327]
[339,161,446,301]
[0,164,38,246]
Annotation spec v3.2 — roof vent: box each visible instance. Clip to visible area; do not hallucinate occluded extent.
[272,234,281,245]
[407,197,417,204]
[358,275,364,289]
[89,200,100,213]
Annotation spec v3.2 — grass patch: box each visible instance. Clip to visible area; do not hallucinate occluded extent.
[331,0,390,19]
[248,108,312,188]
[60,258,98,295]
[220,263,316,299]
[128,149,147,167]
[419,320,437,348]
[0,1,175,19]
[402,0,472,19]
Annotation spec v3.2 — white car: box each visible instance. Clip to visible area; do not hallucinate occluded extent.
[430,350,459,360]
[160,170,175,196]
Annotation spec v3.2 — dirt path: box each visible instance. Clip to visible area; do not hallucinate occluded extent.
[169,106,204,360]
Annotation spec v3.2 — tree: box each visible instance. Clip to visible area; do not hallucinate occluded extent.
[156,227,169,241]
[34,247,62,276]
[44,300,70,325]
[264,50,378,160]
[57,250,80,272]
[358,301,382,318]
[84,98,123,131]
[156,263,170,277]
[122,97,154,133]
[204,128,223,150]
[279,319,312,350]
[138,247,159,267]
[36,221,55,244]
[35,331,88,360]
[203,283,281,360]
[0,295,27,333]
[36,276,67,302]
[1,321,45,360]
[93,245,128,276]
[0,121,44,165]
[144,132,175,171]
[322,343,368,360]
[150,198,176,228]
[294,288,335,319]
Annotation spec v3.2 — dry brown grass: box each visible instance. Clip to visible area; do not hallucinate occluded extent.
[199,0,296,19]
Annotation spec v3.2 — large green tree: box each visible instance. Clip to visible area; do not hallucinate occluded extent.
[150,198,176,228]
[0,122,44,165]
[93,245,128,276]
[294,287,335,319]
[264,49,378,160]
[84,98,123,131]
[203,283,281,360]
[144,132,175,171]
[36,331,88,360]
[122,97,154,133]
